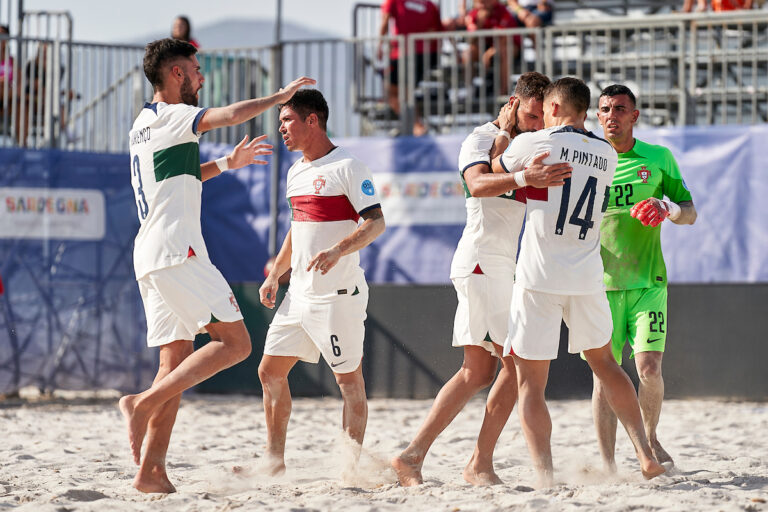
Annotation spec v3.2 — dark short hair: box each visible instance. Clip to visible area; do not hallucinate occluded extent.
[279,89,328,130]
[0,25,9,35]
[600,84,637,107]
[544,77,591,114]
[143,38,197,90]
[514,71,551,101]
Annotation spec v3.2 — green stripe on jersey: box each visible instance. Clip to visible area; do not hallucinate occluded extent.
[153,142,201,182]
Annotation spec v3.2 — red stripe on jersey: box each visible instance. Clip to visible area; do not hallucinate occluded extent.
[187,246,196,258]
[472,264,484,274]
[524,186,548,201]
[290,195,360,223]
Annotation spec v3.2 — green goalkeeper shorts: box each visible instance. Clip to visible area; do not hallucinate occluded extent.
[606,287,668,365]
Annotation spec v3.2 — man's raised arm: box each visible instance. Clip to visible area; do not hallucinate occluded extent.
[198,76,316,133]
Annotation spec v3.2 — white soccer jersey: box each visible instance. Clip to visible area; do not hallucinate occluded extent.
[500,125,617,294]
[286,146,381,302]
[450,122,526,279]
[129,102,209,280]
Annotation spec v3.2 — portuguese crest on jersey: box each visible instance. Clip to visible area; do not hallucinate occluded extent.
[313,175,326,194]
[637,166,651,184]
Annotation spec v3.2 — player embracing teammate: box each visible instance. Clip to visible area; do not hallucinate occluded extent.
[493,77,665,486]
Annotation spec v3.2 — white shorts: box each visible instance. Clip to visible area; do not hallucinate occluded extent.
[264,285,369,374]
[452,272,514,355]
[503,287,612,360]
[138,257,243,347]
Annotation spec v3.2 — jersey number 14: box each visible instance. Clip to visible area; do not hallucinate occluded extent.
[555,177,610,240]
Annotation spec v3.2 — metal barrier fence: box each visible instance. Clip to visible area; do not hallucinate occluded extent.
[0,10,763,152]
[397,10,768,134]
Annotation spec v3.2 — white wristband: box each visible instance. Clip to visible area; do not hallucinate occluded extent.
[663,200,682,220]
[498,130,511,141]
[513,170,527,187]
[215,156,229,172]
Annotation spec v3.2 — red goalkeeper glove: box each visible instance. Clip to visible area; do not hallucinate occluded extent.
[630,198,680,227]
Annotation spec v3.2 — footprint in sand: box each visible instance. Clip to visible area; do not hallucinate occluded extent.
[59,489,108,502]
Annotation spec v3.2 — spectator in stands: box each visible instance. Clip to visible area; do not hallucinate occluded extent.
[465,0,521,95]
[21,43,77,146]
[378,0,443,136]
[682,0,752,11]
[0,24,17,143]
[0,25,12,84]
[508,0,554,27]
[444,0,470,31]
[171,15,200,49]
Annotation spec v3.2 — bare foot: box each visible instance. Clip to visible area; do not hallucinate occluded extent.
[535,469,554,489]
[259,454,286,477]
[462,462,503,486]
[602,458,618,474]
[651,440,674,466]
[118,395,149,465]
[391,455,423,487]
[133,467,176,494]
[641,459,666,480]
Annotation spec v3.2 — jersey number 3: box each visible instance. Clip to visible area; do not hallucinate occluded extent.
[555,177,610,240]
[132,155,149,220]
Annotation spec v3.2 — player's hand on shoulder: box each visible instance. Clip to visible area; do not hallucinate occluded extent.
[524,152,572,188]
[278,76,317,100]
[228,134,273,170]
[306,246,342,275]
[630,198,669,227]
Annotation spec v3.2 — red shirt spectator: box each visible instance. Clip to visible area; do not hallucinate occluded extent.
[467,1,521,49]
[380,0,443,59]
[712,0,752,10]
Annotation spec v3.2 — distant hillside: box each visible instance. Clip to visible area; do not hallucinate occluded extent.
[133,18,340,48]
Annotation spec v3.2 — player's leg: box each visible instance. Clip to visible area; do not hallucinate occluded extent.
[505,287,563,488]
[514,355,553,487]
[464,345,517,486]
[591,290,626,472]
[635,351,671,463]
[307,290,370,470]
[258,353,300,475]
[392,274,498,486]
[120,261,250,465]
[334,363,367,453]
[629,287,671,464]
[592,375,618,472]
[134,339,194,493]
[392,345,497,486]
[120,319,251,464]
[257,293,318,475]
[568,291,663,479]
[583,345,664,479]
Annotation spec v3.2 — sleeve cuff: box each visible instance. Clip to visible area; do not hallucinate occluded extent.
[359,203,381,216]
[192,107,209,135]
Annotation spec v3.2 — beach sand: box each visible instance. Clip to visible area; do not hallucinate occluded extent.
[1,392,766,511]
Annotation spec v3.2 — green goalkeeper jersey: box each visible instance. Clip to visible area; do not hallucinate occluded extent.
[600,138,693,290]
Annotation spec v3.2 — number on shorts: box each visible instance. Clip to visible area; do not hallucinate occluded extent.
[555,176,600,239]
[330,334,341,357]
[132,155,149,220]
[649,311,665,333]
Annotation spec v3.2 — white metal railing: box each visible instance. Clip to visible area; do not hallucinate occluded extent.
[0,10,764,152]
